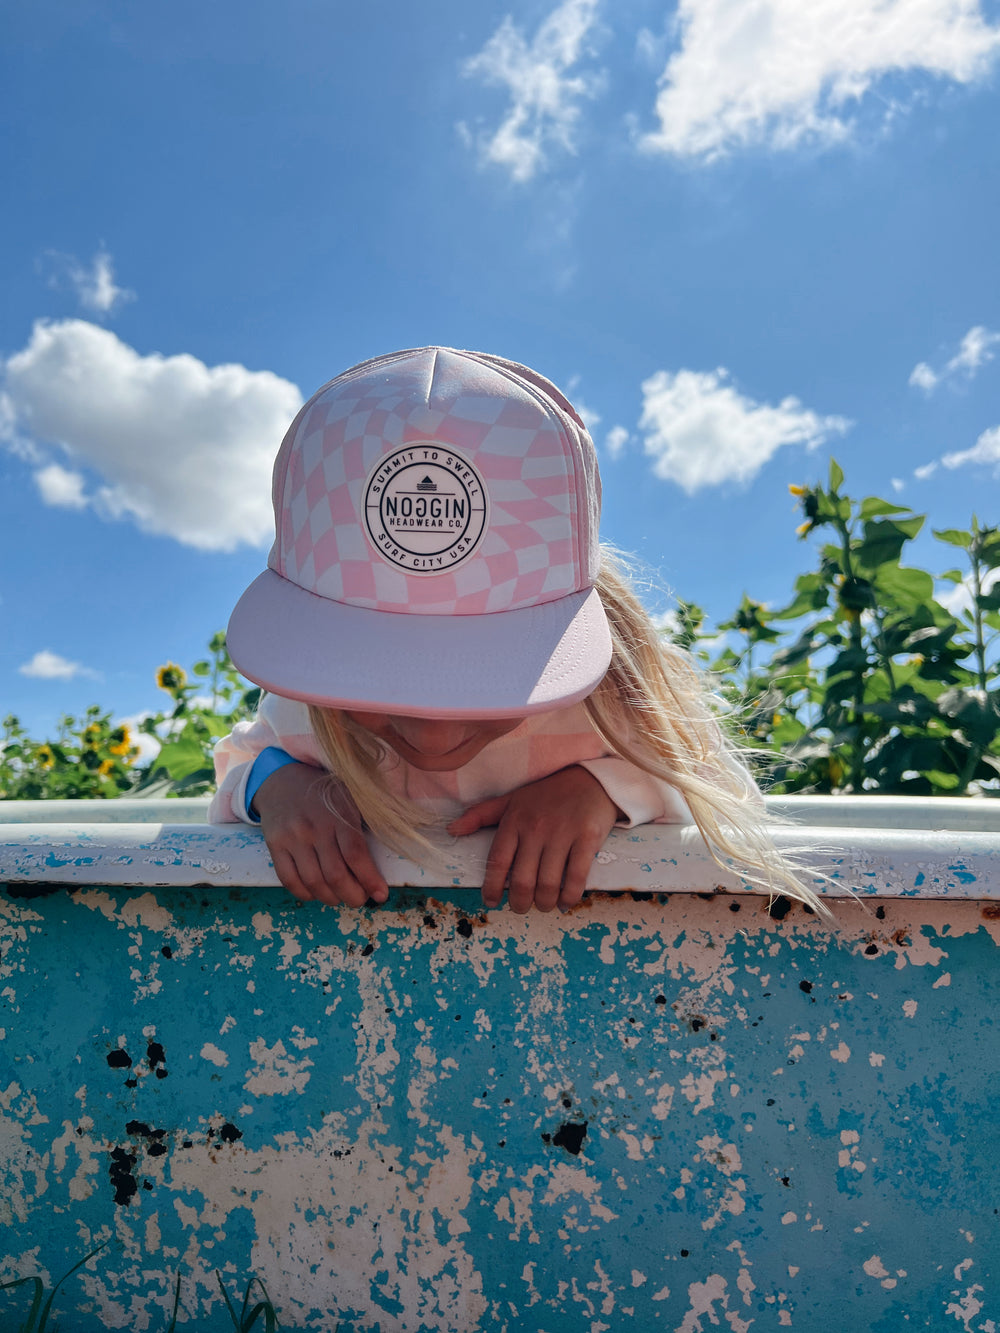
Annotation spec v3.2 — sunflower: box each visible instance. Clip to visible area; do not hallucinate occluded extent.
[156,663,187,692]
[108,725,134,757]
[35,744,56,770]
[98,758,115,777]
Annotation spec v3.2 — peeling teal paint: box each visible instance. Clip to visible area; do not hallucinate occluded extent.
[1,800,999,1330]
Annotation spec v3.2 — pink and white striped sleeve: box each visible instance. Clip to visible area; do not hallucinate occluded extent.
[208,694,324,824]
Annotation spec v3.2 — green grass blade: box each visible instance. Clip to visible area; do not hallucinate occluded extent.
[241,1301,278,1332]
[37,1243,108,1331]
[164,1273,182,1333]
[0,1276,44,1333]
[216,1271,241,1328]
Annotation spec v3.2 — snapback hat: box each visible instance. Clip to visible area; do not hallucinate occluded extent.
[226,346,612,718]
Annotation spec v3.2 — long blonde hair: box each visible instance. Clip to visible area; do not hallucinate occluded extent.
[307,550,826,914]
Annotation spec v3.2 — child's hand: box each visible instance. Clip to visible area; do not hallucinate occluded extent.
[447,766,619,913]
[252,762,389,908]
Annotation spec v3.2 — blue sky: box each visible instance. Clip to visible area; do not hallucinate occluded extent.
[2,0,999,740]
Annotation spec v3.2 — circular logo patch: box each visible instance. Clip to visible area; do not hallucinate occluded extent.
[363,444,490,576]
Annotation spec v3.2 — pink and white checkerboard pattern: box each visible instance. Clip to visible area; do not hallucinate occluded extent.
[267,348,601,616]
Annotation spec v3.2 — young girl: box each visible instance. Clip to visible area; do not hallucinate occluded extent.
[209,346,823,916]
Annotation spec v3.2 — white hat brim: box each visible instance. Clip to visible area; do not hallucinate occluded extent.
[227,570,613,719]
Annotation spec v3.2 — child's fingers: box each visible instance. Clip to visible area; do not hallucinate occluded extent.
[275,844,356,906]
[504,837,545,915]
[533,842,571,913]
[448,795,509,836]
[327,826,389,905]
[558,836,601,910]
[481,824,519,908]
[270,847,315,903]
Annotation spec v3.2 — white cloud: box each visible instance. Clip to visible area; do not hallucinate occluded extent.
[19,649,98,681]
[941,423,1000,472]
[916,422,1000,479]
[34,461,88,509]
[45,248,135,316]
[946,324,1000,375]
[938,566,1000,617]
[910,324,1000,391]
[638,366,850,491]
[641,0,1000,160]
[1,319,302,552]
[605,424,630,458]
[908,361,939,391]
[463,0,603,181]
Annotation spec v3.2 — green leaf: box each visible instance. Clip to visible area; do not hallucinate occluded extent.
[905,622,962,655]
[874,565,934,608]
[862,689,937,726]
[937,688,1000,745]
[932,527,973,548]
[859,497,912,520]
[828,458,844,491]
[978,532,1000,570]
[855,517,924,571]
[771,573,830,621]
[153,726,212,782]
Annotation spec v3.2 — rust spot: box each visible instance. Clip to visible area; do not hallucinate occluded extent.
[456,918,473,939]
[891,929,909,947]
[107,1049,132,1070]
[981,902,1000,921]
[560,894,598,915]
[552,1121,588,1156]
[147,1041,168,1079]
[109,1147,138,1206]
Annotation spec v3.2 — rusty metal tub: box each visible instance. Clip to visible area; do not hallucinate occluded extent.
[1,797,998,1330]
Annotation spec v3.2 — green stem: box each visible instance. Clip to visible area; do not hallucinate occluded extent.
[969,518,989,694]
[835,515,868,793]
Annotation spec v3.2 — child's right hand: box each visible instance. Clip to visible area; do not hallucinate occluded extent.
[251,762,389,907]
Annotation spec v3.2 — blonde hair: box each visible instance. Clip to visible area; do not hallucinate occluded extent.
[307,550,826,915]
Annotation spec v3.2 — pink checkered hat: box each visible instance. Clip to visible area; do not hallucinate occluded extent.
[227,346,612,718]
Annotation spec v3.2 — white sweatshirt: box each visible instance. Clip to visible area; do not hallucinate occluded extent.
[208,692,693,828]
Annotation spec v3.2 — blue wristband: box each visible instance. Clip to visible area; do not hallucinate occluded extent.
[244,747,300,823]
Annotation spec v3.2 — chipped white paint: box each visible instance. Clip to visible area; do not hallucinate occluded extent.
[3,796,1000,897]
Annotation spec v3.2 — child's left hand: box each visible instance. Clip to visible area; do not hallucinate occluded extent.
[447,765,620,913]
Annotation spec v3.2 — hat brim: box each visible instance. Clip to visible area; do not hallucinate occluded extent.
[226,570,613,719]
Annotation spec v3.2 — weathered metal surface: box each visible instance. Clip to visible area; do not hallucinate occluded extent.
[2,798,1000,898]
[1,804,999,1331]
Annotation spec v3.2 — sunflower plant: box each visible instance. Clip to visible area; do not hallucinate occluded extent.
[692,461,1000,796]
[1,635,260,802]
[134,632,261,797]
[0,707,140,801]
